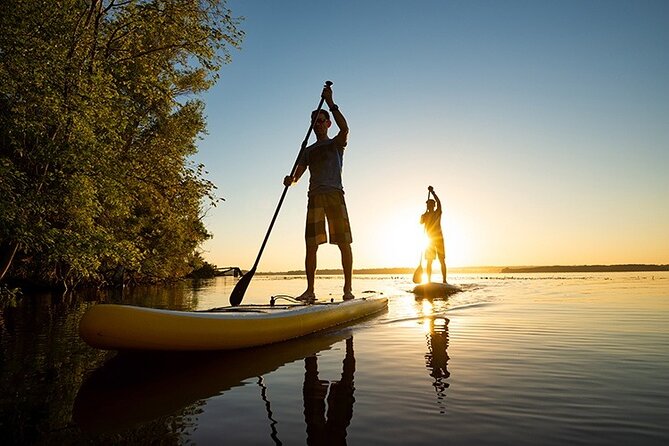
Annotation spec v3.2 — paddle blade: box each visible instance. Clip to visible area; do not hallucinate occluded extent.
[229,268,256,306]
[412,264,423,284]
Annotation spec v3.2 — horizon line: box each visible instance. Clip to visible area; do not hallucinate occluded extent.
[256,263,669,275]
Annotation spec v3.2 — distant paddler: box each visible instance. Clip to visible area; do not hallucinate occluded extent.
[420,186,447,283]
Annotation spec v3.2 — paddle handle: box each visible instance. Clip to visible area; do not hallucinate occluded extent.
[249,81,333,271]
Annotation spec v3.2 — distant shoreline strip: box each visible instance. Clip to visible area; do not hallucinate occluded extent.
[258,264,669,275]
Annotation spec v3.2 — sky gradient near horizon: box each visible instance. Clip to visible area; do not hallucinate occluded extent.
[193,0,669,272]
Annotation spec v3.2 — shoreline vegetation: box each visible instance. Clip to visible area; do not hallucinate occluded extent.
[257,264,669,276]
[0,2,244,291]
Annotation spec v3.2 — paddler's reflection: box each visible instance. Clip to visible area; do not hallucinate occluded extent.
[302,336,355,445]
[425,317,450,413]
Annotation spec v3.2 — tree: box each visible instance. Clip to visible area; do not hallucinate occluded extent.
[0,0,243,287]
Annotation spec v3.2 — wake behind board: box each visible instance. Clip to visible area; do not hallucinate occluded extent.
[413,282,462,298]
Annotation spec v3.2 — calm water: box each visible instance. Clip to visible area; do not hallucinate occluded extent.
[1,272,668,445]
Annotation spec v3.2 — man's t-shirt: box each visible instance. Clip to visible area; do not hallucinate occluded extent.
[299,138,346,196]
[421,209,443,240]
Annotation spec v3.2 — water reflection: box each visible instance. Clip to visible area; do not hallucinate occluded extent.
[99,282,203,310]
[303,337,355,445]
[74,330,351,433]
[424,317,450,414]
[258,375,282,444]
[417,298,451,414]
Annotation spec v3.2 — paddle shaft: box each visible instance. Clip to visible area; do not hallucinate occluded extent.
[230,82,331,306]
[413,189,432,283]
[421,188,432,257]
[248,83,331,273]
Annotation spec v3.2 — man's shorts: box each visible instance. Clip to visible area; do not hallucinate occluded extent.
[425,237,445,260]
[305,191,353,246]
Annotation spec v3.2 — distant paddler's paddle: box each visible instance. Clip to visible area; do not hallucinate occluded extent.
[412,253,423,284]
[412,189,431,284]
[230,81,334,306]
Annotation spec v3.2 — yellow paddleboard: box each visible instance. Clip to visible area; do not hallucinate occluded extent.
[79,296,387,351]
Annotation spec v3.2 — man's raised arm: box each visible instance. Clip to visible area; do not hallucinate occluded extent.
[322,85,348,147]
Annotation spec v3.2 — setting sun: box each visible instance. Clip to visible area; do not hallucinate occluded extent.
[364,205,476,271]
[374,208,428,268]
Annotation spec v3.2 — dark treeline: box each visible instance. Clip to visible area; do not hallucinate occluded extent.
[0,0,243,289]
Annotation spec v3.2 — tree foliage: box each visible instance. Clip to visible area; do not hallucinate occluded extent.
[0,0,243,287]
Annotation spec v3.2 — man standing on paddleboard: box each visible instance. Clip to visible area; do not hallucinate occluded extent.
[421,186,447,283]
[284,83,353,303]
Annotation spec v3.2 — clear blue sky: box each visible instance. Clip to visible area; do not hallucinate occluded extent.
[194,0,669,271]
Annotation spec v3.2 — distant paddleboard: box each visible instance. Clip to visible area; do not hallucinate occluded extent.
[413,282,461,298]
